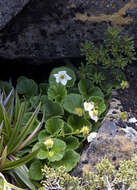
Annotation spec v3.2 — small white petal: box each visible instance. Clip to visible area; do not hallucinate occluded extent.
[58,71,66,75]
[84,102,94,111]
[53,74,58,78]
[87,132,97,142]
[61,79,67,85]
[89,110,98,122]
[128,117,137,123]
[66,74,72,81]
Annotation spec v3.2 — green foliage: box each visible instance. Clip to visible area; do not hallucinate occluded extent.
[0,66,107,187]
[0,89,43,189]
[80,27,136,93]
[16,76,38,97]
[40,154,137,190]
[48,83,67,103]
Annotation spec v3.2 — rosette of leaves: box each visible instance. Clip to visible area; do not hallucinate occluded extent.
[32,138,66,161]
[0,89,43,189]
[49,67,76,87]
[80,28,136,92]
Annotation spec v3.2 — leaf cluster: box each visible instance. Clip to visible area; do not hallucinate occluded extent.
[80,27,136,93]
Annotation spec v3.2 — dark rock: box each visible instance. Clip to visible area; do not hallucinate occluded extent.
[0,0,137,63]
[0,0,30,30]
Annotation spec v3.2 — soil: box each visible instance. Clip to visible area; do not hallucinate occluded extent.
[117,64,137,131]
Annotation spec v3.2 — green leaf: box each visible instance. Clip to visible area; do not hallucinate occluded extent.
[48,83,67,103]
[29,160,43,181]
[63,136,80,150]
[45,118,64,135]
[49,67,76,87]
[63,94,83,116]
[10,103,41,154]
[88,96,106,115]
[90,87,104,98]
[16,77,38,97]
[51,150,80,172]
[30,95,48,109]
[33,139,66,162]
[62,122,73,134]
[42,100,64,118]
[22,112,40,134]
[38,130,49,142]
[2,149,39,171]
[68,115,92,132]
[39,83,48,94]
[13,165,36,190]
[78,79,94,98]
[0,81,12,94]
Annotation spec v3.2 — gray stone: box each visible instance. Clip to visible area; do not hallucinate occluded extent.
[0,0,137,63]
[0,0,30,30]
[71,97,137,177]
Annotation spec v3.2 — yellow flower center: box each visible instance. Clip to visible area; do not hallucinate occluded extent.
[92,110,98,116]
[60,74,65,79]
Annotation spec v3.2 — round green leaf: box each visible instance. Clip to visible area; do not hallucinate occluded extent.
[90,87,104,98]
[49,67,76,87]
[63,122,73,134]
[29,160,43,181]
[32,142,48,160]
[78,79,94,98]
[48,138,66,162]
[51,150,80,172]
[38,130,49,142]
[0,81,12,94]
[42,100,64,118]
[16,77,38,97]
[68,115,92,132]
[35,139,66,161]
[45,118,64,135]
[63,94,83,116]
[88,96,106,115]
[30,95,48,108]
[63,136,80,150]
[48,83,67,103]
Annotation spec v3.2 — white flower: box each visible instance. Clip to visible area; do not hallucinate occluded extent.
[84,101,94,111]
[89,109,98,122]
[128,117,137,123]
[54,71,72,85]
[87,132,97,142]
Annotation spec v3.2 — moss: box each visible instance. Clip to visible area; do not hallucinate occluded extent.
[75,0,135,26]
[39,154,137,190]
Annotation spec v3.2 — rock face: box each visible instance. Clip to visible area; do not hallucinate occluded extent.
[0,0,137,63]
[72,96,137,177]
[0,0,30,30]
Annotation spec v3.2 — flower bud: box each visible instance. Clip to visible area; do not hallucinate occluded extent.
[80,126,89,135]
[44,138,54,149]
[74,107,83,116]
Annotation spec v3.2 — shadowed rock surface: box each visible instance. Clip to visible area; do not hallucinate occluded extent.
[0,0,30,30]
[0,0,137,63]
